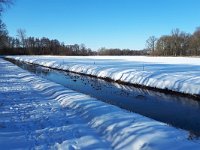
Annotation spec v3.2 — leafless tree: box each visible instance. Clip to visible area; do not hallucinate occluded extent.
[146,36,157,52]
[0,19,8,48]
[189,28,200,55]
[17,29,26,48]
[0,0,12,14]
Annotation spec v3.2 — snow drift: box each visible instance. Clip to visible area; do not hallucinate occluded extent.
[7,56,200,96]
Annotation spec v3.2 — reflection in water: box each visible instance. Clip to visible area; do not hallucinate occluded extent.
[11,60,200,138]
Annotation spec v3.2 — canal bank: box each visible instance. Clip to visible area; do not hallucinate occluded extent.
[7,58,200,137]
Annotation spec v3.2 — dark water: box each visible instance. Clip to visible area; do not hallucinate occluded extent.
[10,59,200,138]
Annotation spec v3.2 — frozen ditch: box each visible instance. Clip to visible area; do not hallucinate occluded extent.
[7,56,200,96]
[8,58,200,138]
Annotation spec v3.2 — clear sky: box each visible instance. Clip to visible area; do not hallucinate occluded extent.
[2,0,200,50]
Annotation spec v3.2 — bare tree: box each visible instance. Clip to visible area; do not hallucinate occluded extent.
[190,27,200,55]
[17,29,26,48]
[146,36,157,53]
[0,0,12,14]
[0,19,8,48]
[0,0,11,49]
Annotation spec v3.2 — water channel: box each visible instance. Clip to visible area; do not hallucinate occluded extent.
[9,59,200,138]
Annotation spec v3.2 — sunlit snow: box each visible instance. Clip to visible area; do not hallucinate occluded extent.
[8,56,200,95]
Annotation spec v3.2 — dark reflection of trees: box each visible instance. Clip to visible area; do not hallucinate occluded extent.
[188,131,200,140]
[35,66,50,76]
[112,82,200,108]
[8,59,51,77]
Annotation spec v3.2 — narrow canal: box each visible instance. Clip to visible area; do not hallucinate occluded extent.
[9,59,200,138]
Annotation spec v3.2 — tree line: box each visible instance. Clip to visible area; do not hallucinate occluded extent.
[0,28,146,55]
[0,1,89,55]
[0,27,147,55]
[1,0,200,56]
[146,28,200,56]
[98,47,148,55]
[0,25,95,55]
[1,30,94,55]
[0,0,147,56]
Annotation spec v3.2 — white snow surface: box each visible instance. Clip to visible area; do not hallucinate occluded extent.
[1,59,200,149]
[7,55,200,95]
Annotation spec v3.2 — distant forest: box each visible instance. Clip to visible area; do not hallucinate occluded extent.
[0,21,147,56]
[0,1,200,56]
[146,28,200,56]
[0,27,147,55]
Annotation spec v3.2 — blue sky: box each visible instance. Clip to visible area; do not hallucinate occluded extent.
[2,0,200,50]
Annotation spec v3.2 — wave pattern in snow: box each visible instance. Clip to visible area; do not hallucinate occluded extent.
[0,59,110,149]
[8,56,200,95]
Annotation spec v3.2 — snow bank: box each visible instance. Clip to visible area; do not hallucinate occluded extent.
[7,56,200,96]
[0,59,110,149]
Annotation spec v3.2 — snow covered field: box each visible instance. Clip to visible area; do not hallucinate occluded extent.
[8,56,200,96]
[1,59,200,149]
